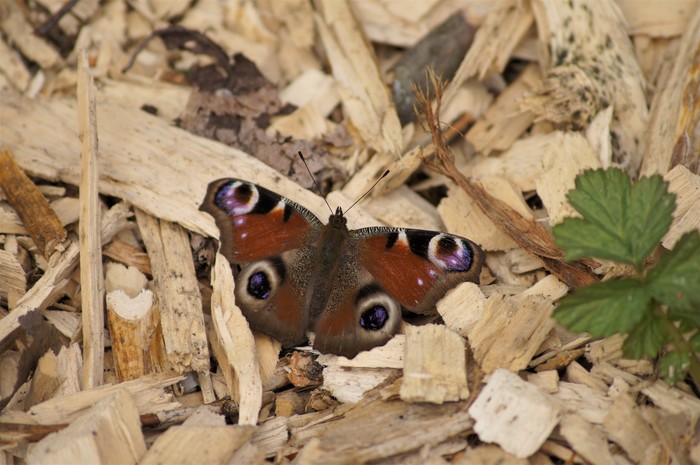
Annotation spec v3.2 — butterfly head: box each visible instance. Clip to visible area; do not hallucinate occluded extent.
[328,206,347,230]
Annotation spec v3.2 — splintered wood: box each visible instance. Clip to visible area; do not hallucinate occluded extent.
[1,0,700,464]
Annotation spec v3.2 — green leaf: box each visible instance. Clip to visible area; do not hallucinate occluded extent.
[659,351,690,386]
[554,278,651,337]
[553,168,675,267]
[647,231,700,311]
[623,312,668,358]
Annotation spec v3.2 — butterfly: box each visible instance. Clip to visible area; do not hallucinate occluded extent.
[200,178,485,358]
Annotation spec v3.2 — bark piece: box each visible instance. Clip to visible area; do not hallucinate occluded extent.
[0,149,67,258]
[106,289,164,381]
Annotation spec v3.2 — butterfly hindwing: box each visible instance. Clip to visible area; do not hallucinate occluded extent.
[353,228,485,313]
[200,178,323,345]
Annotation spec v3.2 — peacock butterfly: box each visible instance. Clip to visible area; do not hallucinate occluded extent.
[200,176,485,358]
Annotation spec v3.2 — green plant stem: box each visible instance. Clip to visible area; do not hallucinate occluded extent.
[663,312,700,385]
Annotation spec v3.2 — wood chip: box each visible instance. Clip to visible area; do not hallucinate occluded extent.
[135,210,209,373]
[26,390,145,465]
[0,149,67,258]
[400,324,469,404]
[468,369,562,458]
[78,51,105,389]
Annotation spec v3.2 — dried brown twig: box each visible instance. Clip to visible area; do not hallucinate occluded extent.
[414,70,598,289]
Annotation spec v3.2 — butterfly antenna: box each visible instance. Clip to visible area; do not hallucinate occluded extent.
[298,151,333,214]
[344,170,390,215]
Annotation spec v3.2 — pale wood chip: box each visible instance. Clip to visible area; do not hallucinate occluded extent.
[78,51,105,389]
[530,0,648,174]
[663,164,700,248]
[27,371,184,425]
[315,0,403,154]
[400,324,469,403]
[468,369,562,459]
[468,293,555,373]
[465,65,540,156]
[135,210,209,373]
[603,392,660,463]
[559,414,616,465]
[209,253,263,426]
[26,390,145,465]
[140,424,254,465]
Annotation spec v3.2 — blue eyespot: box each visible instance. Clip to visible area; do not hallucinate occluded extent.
[247,272,271,300]
[359,306,388,331]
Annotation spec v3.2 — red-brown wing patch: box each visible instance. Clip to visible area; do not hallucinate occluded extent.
[357,235,441,310]
[227,207,312,262]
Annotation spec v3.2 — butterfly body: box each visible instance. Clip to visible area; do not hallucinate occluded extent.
[201,178,485,358]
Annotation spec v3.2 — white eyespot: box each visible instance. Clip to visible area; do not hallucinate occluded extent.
[240,232,248,239]
[221,181,259,215]
[417,278,424,286]
[427,234,468,271]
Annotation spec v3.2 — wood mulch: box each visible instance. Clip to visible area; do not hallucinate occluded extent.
[1,1,700,464]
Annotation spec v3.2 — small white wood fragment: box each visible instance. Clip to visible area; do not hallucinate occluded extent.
[323,366,400,404]
[641,380,700,423]
[469,369,562,458]
[43,310,81,340]
[399,324,468,404]
[446,0,534,85]
[559,414,616,465]
[26,390,146,465]
[317,334,404,369]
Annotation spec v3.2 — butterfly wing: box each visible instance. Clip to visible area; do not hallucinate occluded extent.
[353,227,485,314]
[200,178,323,345]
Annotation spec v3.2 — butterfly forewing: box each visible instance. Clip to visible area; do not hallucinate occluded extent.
[353,228,484,313]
